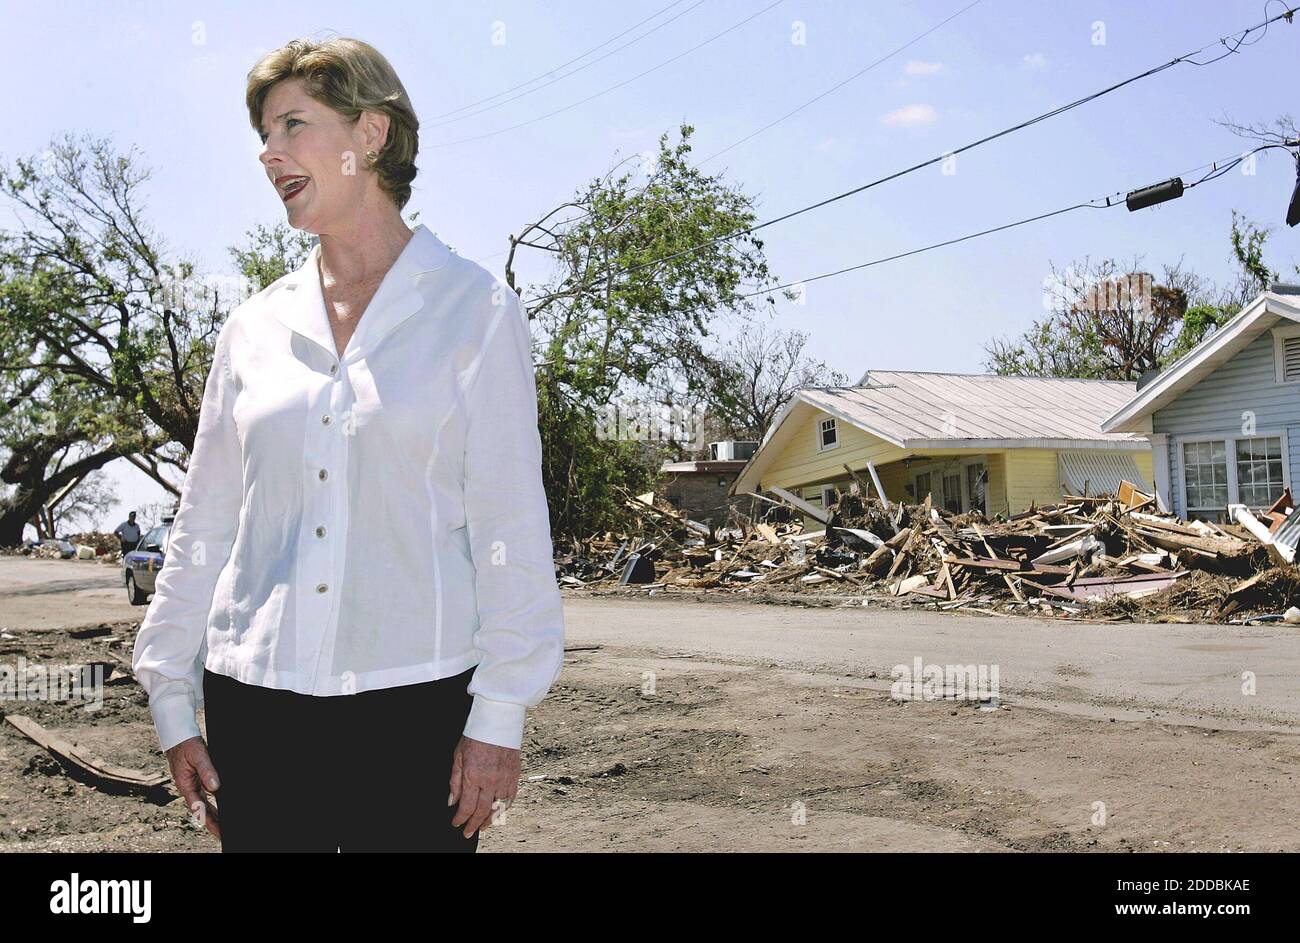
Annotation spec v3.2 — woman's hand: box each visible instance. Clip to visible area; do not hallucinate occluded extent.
[448,736,521,839]
[166,736,222,841]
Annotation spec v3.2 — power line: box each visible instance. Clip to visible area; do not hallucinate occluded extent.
[428,0,788,148]
[738,143,1295,299]
[701,0,985,164]
[616,3,1298,279]
[468,0,979,262]
[426,0,710,127]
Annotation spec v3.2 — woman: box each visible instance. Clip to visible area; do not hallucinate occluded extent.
[131,36,566,852]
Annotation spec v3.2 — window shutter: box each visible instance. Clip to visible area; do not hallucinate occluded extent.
[1283,334,1300,382]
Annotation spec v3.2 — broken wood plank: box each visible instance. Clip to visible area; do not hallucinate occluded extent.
[5,714,168,792]
[769,485,832,525]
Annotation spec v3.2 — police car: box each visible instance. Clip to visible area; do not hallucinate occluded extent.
[122,511,176,605]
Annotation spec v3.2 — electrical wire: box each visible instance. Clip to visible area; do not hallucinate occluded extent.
[426,0,710,127]
[428,0,788,148]
[737,143,1296,299]
[615,3,1298,279]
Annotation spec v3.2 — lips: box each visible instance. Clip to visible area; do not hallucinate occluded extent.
[277,175,310,201]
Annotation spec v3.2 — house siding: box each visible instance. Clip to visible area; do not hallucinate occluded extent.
[762,410,907,493]
[766,406,1149,522]
[1151,332,1300,517]
[1004,449,1062,510]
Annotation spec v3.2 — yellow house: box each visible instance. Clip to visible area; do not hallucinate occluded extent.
[729,371,1154,520]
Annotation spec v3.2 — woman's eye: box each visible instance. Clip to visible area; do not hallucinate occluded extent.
[286,118,302,129]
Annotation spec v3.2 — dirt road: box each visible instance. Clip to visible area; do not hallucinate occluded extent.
[1,558,1297,852]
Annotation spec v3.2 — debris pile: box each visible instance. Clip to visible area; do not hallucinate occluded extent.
[558,482,1299,624]
[4,532,122,561]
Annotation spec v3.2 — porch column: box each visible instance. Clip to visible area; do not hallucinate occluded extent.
[1150,433,1173,514]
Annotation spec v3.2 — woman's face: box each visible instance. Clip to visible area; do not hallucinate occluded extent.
[257,77,384,234]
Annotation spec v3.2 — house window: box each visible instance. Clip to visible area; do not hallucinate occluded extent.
[817,417,838,451]
[914,471,932,504]
[1181,435,1287,521]
[821,485,838,508]
[1182,440,1229,519]
[942,473,962,513]
[1235,436,1285,507]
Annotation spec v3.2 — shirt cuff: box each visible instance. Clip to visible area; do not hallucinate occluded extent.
[150,691,203,753]
[463,695,527,750]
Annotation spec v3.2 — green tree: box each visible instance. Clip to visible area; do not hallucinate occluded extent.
[504,124,789,539]
[0,135,301,545]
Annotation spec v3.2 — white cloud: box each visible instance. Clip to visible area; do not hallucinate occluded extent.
[881,103,939,127]
[1022,52,1048,69]
[904,60,943,76]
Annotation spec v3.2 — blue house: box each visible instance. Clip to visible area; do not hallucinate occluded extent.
[1101,287,1300,522]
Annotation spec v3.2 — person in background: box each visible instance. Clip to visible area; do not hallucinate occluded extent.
[114,511,142,554]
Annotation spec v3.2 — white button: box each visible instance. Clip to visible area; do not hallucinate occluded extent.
[316,582,329,593]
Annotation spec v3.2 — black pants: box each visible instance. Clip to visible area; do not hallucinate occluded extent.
[202,666,479,853]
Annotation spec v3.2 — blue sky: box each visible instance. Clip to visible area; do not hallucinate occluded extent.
[3,0,1298,533]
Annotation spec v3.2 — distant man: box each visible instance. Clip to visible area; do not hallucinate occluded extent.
[114,512,142,554]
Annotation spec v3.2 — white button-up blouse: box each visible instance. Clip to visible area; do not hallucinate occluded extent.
[131,224,565,752]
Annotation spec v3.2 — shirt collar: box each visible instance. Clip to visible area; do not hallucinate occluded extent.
[272,223,452,362]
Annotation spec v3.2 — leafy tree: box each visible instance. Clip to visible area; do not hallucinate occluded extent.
[504,124,789,538]
[0,134,292,545]
[984,259,1195,380]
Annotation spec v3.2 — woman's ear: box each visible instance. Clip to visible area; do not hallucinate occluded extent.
[360,109,391,155]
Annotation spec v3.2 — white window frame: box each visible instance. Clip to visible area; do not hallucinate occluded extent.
[816,416,839,452]
[1175,430,1291,519]
[1273,324,1300,384]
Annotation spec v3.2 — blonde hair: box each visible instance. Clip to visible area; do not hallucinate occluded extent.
[247,36,419,210]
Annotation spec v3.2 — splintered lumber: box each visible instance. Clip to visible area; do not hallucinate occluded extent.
[836,527,885,549]
[1117,480,1153,510]
[1043,571,1189,601]
[5,714,168,792]
[885,527,921,580]
[944,556,1022,571]
[892,575,931,596]
[769,485,831,524]
[841,464,875,501]
[1129,525,1247,558]
[863,544,894,574]
[570,477,1291,622]
[1016,576,1090,602]
[1031,534,1102,565]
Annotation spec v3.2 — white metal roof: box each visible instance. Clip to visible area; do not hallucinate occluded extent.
[731,371,1149,496]
[804,371,1149,448]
